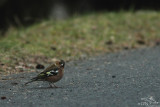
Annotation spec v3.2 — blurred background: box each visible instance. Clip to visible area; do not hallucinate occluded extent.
[0,0,160,75]
[0,0,159,31]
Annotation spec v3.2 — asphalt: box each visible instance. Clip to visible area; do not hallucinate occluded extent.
[0,46,160,107]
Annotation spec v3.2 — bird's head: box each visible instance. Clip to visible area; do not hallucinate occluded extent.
[56,60,65,68]
[59,60,65,68]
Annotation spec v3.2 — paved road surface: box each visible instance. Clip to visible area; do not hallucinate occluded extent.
[0,46,160,107]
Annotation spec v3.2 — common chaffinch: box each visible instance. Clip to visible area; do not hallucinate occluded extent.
[25,60,65,88]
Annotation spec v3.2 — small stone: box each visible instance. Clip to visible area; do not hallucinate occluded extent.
[112,75,116,78]
[11,82,18,85]
[136,40,145,45]
[105,40,113,45]
[86,68,92,70]
[155,40,160,46]
[36,64,45,69]
[50,46,57,51]
[1,96,6,100]
[0,63,4,66]
[123,46,129,50]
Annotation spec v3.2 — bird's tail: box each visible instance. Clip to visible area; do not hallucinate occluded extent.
[25,77,38,85]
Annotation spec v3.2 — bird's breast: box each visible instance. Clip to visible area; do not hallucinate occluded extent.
[46,69,64,82]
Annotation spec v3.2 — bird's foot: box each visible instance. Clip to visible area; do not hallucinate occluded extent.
[49,83,61,88]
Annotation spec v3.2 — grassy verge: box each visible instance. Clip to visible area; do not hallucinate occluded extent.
[0,10,160,75]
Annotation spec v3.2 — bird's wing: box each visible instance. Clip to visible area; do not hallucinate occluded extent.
[33,66,59,80]
[43,63,57,72]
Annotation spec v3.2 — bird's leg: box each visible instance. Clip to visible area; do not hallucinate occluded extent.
[49,82,58,88]
[49,82,54,88]
[53,84,58,88]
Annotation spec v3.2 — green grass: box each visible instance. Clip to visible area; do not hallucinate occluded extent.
[0,10,160,74]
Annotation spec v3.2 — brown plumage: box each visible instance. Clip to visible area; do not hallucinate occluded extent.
[25,60,65,88]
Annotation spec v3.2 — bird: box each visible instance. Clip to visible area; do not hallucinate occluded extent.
[25,60,65,88]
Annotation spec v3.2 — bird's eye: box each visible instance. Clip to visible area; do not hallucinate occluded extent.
[59,60,65,67]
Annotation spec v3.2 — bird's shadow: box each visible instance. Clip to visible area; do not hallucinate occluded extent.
[23,83,77,90]
[30,86,62,90]
[23,84,64,89]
